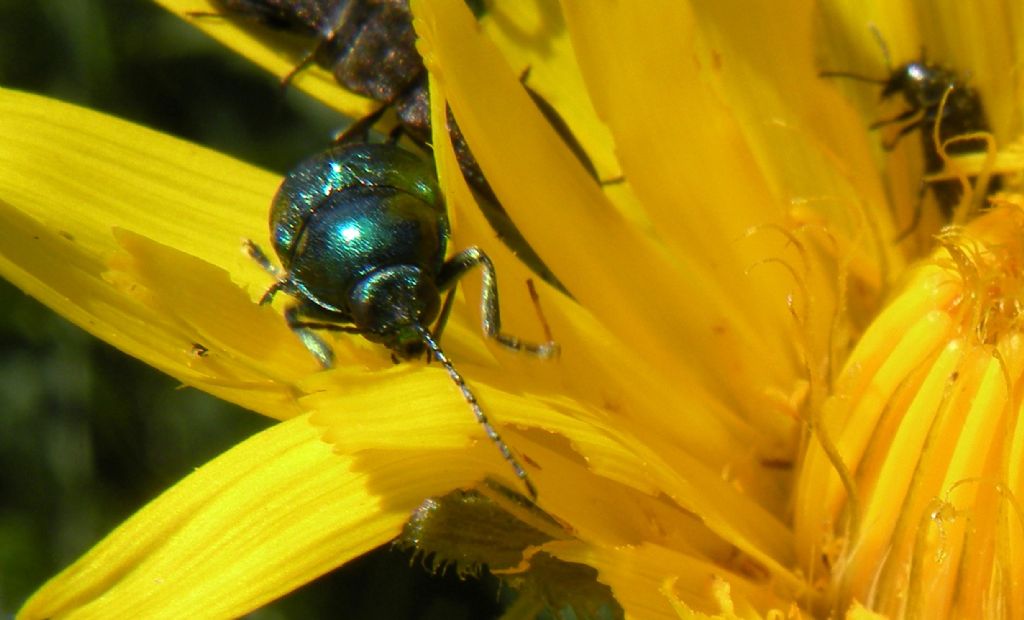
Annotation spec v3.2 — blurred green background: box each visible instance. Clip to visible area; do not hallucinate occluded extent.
[0,1,503,617]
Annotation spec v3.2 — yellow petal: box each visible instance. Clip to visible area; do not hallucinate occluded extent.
[19,413,476,619]
[417,0,719,355]
[547,540,787,619]
[155,0,377,120]
[796,203,1024,616]
[0,87,315,417]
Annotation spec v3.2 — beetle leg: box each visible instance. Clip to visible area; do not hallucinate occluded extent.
[869,107,919,130]
[882,117,932,150]
[243,239,291,305]
[386,123,406,145]
[437,247,560,359]
[243,238,279,276]
[258,280,286,305]
[277,48,319,91]
[334,104,390,145]
[289,321,364,334]
[426,290,458,364]
[284,305,335,368]
[431,290,457,342]
[277,0,358,91]
[871,109,929,151]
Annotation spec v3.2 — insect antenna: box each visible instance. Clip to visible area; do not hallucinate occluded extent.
[818,70,887,84]
[868,23,893,71]
[414,324,538,500]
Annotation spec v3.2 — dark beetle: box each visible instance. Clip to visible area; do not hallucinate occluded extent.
[245,142,559,499]
[209,0,431,138]
[823,59,997,222]
[204,0,578,294]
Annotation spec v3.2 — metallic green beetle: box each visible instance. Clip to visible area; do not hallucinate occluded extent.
[246,142,559,498]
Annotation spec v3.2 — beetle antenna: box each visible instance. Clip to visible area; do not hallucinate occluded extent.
[868,23,893,71]
[414,325,538,500]
[818,70,887,84]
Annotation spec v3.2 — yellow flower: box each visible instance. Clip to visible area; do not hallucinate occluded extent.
[5,0,1024,617]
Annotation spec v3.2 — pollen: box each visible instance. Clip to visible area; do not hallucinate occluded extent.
[795,199,1024,618]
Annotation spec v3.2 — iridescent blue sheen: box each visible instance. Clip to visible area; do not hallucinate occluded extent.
[248,142,559,498]
[267,143,445,358]
[269,142,442,265]
[207,0,568,295]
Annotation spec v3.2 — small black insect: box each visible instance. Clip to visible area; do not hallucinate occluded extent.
[245,142,559,499]
[823,53,997,226]
[200,0,580,294]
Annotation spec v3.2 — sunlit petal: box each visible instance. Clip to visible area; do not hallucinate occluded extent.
[20,413,478,618]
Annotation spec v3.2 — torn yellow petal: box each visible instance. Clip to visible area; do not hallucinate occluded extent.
[109,230,322,407]
[411,3,848,600]
[19,413,475,620]
[426,85,799,600]
[305,348,799,598]
[0,87,317,416]
[546,541,789,620]
[304,361,671,515]
[155,0,377,120]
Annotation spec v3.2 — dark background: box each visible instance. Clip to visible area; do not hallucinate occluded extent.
[0,1,503,617]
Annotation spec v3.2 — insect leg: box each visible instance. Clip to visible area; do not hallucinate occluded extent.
[868,107,920,130]
[431,289,457,343]
[284,304,336,368]
[278,51,318,91]
[243,238,279,276]
[334,104,390,145]
[437,247,560,359]
[243,238,291,304]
